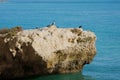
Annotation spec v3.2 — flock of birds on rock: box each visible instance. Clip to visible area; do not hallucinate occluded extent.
[36,21,82,29]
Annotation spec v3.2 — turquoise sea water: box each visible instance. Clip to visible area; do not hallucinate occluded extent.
[0,1,120,80]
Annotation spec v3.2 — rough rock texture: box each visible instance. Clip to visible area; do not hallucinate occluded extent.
[0,25,96,79]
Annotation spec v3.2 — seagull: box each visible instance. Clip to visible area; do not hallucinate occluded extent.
[47,20,56,27]
[51,20,55,25]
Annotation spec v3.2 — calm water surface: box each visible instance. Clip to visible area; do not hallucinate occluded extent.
[0,1,120,80]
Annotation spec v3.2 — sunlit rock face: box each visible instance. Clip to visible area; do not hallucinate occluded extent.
[0,25,96,79]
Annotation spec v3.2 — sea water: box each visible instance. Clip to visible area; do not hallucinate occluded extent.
[0,1,120,80]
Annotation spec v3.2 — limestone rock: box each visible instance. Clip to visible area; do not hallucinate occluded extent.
[0,25,96,79]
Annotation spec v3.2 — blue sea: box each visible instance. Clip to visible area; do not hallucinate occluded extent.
[0,0,120,80]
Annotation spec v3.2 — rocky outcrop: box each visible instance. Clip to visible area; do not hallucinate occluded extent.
[0,25,96,79]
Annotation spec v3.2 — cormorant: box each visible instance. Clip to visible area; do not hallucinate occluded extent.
[79,25,82,28]
[36,27,38,29]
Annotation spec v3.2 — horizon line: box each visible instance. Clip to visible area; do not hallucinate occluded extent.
[9,1,120,3]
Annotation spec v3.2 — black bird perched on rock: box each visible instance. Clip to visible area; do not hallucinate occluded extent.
[36,27,38,29]
[79,25,82,28]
